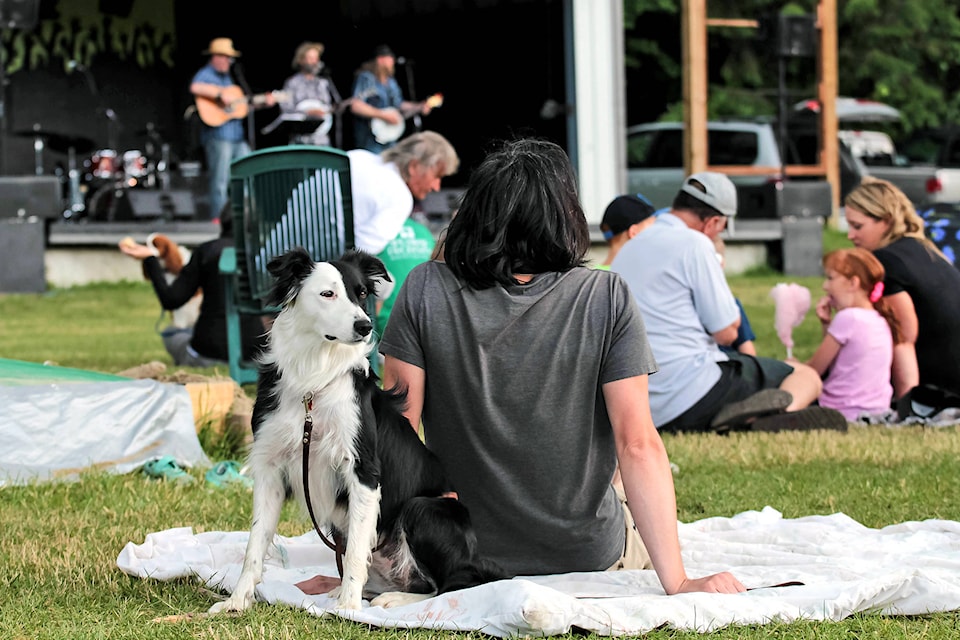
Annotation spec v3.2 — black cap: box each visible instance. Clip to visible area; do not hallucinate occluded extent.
[373,44,395,58]
[600,194,656,240]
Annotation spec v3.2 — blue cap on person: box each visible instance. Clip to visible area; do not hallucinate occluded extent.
[680,171,738,217]
[601,194,656,241]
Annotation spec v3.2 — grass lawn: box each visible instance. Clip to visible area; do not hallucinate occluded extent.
[1,229,958,639]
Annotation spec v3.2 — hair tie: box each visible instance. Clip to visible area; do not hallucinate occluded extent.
[869,281,884,303]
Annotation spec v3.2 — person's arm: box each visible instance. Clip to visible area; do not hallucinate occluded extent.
[886,291,919,398]
[382,355,425,433]
[711,319,740,347]
[350,98,401,124]
[736,340,757,356]
[190,81,223,101]
[604,375,745,595]
[804,333,841,377]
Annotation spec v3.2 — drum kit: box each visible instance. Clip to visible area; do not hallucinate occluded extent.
[15,121,172,222]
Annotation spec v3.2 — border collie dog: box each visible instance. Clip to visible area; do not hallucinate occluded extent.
[209,248,505,613]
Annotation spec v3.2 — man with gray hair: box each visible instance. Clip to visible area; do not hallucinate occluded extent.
[612,172,845,433]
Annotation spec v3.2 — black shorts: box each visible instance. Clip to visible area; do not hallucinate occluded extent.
[659,353,795,433]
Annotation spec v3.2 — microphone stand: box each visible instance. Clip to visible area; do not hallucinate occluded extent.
[399,58,422,133]
[232,62,256,150]
[325,68,345,149]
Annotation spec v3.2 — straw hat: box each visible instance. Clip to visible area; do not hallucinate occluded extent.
[203,37,241,58]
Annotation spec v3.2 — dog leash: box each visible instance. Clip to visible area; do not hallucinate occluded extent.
[301,390,346,579]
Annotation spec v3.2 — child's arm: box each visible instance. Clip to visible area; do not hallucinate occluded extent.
[814,296,834,338]
[805,332,841,377]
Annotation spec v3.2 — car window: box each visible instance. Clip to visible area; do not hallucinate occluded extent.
[707,131,758,165]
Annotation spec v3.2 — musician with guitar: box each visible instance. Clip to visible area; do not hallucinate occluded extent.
[279,41,342,147]
[350,44,439,153]
[190,37,278,219]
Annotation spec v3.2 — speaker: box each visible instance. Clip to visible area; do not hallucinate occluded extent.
[782,216,824,277]
[0,175,61,219]
[0,0,39,30]
[0,219,45,293]
[777,15,817,58]
[126,189,197,220]
[769,180,833,218]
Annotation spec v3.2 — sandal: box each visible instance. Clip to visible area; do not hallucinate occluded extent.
[142,455,194,484]
[205,460,254,489]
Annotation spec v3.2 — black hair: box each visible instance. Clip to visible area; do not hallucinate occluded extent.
[443,138,590,289]
[671,188,722,220]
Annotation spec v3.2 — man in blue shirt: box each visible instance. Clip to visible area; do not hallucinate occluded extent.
[190,38,276,219]
[349,45,433,153]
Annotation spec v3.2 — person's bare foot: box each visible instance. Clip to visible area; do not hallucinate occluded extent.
[295,574,341,595]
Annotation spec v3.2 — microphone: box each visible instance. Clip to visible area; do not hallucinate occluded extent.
[67,60,85,71]
[396,56,410,65]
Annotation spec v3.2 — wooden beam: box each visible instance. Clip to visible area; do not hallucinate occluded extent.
[705,18,758,28]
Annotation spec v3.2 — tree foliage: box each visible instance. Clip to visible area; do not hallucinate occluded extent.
[624,0,960,132]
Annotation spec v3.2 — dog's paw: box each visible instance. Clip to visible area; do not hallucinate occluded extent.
[369,591,433,609]
[331,586,365,610]
[208,592,253,615]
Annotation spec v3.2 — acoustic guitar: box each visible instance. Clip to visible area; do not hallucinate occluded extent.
[195,85,290,127]
[370,93,444,144]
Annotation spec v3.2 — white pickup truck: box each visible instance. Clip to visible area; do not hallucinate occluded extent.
[626,121,947,214]
[627,100,954,214]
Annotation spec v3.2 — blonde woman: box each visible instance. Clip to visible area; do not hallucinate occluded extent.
[844,177,960,401]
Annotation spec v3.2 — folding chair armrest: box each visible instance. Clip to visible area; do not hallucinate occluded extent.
[219,246,237,275]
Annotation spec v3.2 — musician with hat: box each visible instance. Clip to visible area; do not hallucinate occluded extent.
[190,37,276,220]
[349,44,434,153]
[278,41,342,147]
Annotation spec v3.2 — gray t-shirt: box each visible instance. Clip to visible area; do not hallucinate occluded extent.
[379,261,657,575]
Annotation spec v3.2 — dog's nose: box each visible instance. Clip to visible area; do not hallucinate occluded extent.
[354,318,372,337]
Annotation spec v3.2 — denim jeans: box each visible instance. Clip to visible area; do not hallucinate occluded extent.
[203,138,251,219]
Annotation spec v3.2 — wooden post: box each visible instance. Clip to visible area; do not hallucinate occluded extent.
[682,0,708,174]
[818,0,840,226]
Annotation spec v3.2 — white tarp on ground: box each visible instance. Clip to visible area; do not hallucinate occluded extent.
[117,506,960,636]
[0,378,209,486]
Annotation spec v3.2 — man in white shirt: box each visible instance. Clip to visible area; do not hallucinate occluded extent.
[347,130,457,255]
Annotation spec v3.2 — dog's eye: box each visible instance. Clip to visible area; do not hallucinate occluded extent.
[320,290,335,298]
[357,287,368,300]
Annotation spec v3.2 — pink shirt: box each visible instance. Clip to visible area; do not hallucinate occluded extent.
[819,307,894,420]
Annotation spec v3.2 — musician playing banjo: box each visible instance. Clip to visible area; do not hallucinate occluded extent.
[279,41,342,147]
[190,37,277,220]
[350,44,434,153]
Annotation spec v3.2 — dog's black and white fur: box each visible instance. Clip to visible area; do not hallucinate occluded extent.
[209,248,505,613]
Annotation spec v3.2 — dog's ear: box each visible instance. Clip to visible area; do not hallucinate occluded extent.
[266,247,315,307]
[342,249,391,284]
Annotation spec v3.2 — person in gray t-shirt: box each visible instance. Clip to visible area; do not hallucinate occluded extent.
[380,138,745,595]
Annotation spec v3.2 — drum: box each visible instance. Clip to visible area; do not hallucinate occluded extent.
[123,150,148,179]
[85,149,120,181]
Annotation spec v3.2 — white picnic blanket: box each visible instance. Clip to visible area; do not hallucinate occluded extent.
[117,506,960,635]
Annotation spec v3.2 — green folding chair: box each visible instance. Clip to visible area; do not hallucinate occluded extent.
[219,145,355,385]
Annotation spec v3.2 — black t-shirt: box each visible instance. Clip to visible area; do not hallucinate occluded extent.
[874,237,960,394]
[143,237,266,361]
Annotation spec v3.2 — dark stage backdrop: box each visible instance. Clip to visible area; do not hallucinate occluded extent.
[0,0,572,189]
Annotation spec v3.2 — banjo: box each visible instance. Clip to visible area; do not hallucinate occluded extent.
[370,93,444,144]
[294,99,334,138]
